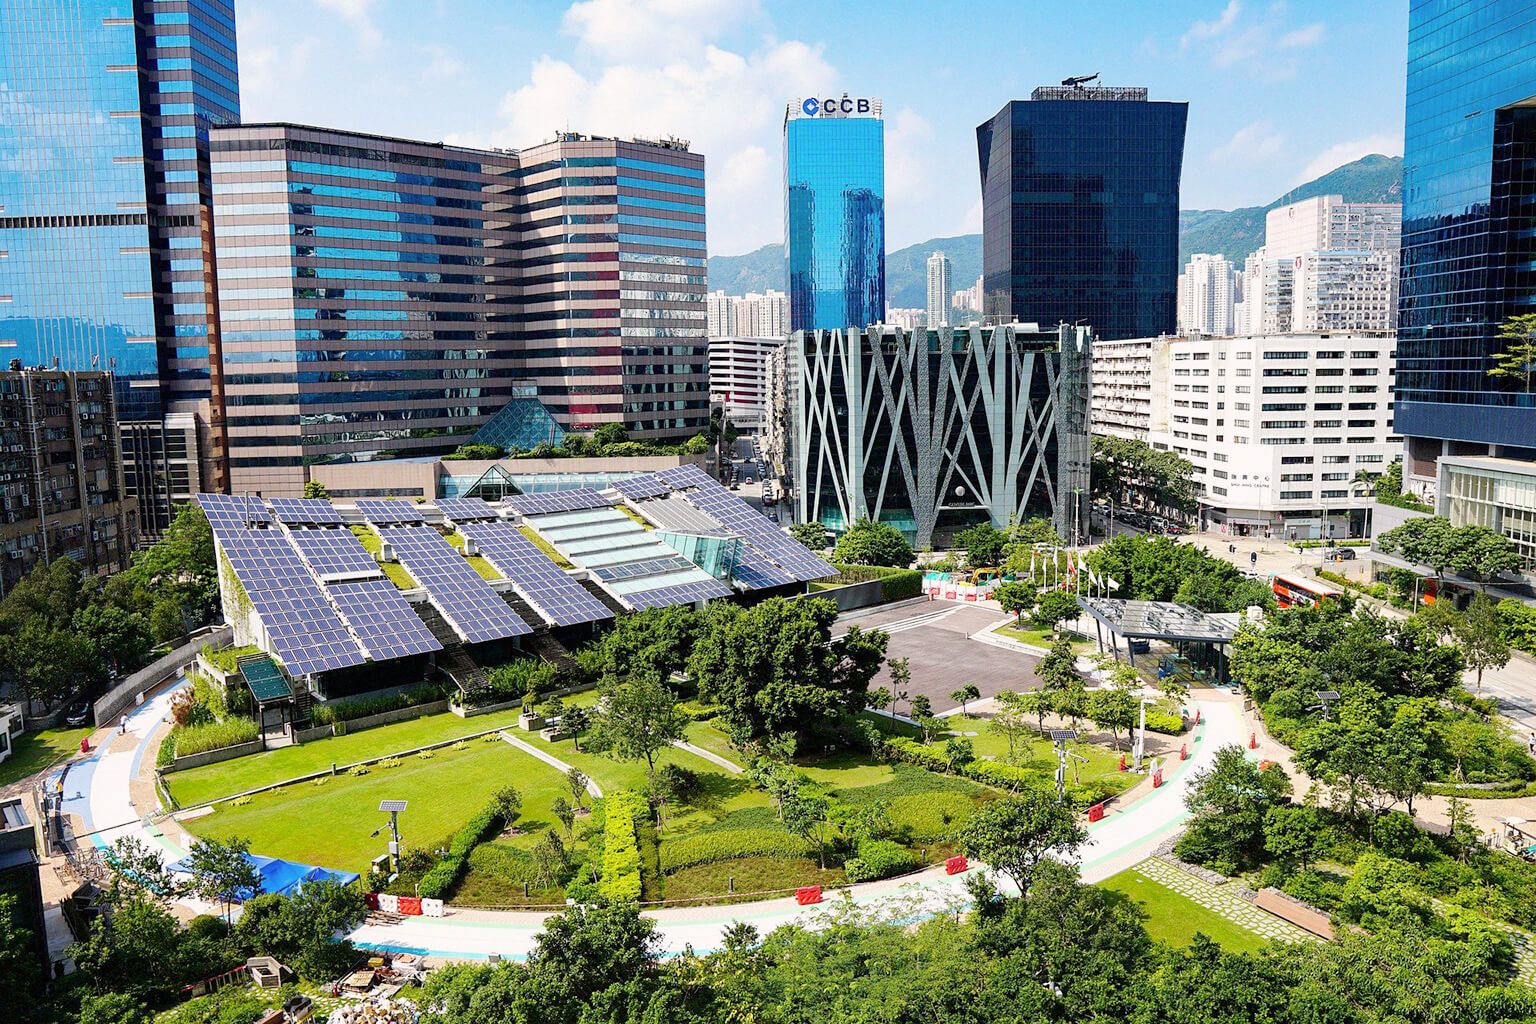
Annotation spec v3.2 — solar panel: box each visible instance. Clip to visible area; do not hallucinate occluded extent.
[679,476,836,583]
[327,578,442,660]
[590,555,699,582]
[612,474,670,501]
[355,499,425,525]
[656,464,714,489]
[196,493,271,533]
[433,497,501,523]
[287,528,381,578]
[269,497,343,525]
[376,525,531,642]
[504,489,614,516]
[217,530,366,676]
[241,657,292,703]
[459,522,613,627]
[624,577,734,610]
[379,799,408,813]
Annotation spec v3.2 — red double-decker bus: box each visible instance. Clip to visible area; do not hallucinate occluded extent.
[1272,572,1344,608]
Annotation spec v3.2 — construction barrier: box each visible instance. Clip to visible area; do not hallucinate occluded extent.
[1152,768,1164,788]
[945,856,969,875]
[1180,744,1188,761]
[378,893,399,914]
[795,886,822,906]
[1249,732,1258,750]
[1116,753,1126,771]
[1195,710,1202,725]
[421,897,445,917]
[398,896,422,916]
[365,892,380,910]
[1087,803,1105,823]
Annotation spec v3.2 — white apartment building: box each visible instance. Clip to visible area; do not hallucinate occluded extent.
[1266,195,1401,257]
[882,307,927,331]
[1143,332,1400,539]
[1090,335,1167,440]
[709,336,786,429]
[952,274,984,316]
[1177,253,1241,336]
[706,289,790,338]
[926,251,952,328]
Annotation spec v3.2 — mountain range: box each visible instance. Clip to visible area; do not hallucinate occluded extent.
[706,154,1404,308]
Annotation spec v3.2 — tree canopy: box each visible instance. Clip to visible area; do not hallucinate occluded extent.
[1091,435,1197,516]
[832,518,914,567]
[1377,515,1521,584]
[1084,534,1273,612]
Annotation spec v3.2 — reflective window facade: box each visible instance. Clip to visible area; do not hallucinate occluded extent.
[977,88,1186,341]
[1397,0,1536,448]
[783,103,885,332]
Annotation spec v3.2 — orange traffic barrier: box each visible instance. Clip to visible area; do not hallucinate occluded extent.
[1195,709,1202,725]
[1152,768,1164,788]
[1249,732,1258,749]
[398,896,422,916]
[945,856,969,875]
[795,886,822,905]
[1087,803,1105,822]
[1116,753,1126,771]
[1180,744,1188,761]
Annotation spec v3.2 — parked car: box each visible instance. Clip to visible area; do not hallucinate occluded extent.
[1323,547,1356,561]
[1163,524,1187,536]
[65,701,93,727]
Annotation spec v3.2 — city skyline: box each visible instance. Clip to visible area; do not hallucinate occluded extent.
[236,0,1409,256]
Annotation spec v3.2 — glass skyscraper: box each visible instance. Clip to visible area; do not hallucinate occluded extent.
[1397,0,1536,456]
[977,85,1186,341]
[783,97,885,333]
[0,0,239,527]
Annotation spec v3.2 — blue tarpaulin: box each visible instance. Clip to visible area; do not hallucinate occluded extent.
[168,853,359,898]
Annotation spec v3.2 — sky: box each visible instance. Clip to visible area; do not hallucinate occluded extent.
[237,0,1409,257]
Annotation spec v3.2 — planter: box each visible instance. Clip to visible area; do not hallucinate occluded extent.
[162,738,264,773]
[450,697,522,719]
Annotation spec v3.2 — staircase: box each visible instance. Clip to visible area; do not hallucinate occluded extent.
[578,578,629,616]
[293,687,315,727]
[415,604,489,695]
[525,631,579,675]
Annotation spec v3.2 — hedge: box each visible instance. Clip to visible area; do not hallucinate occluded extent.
[598,790,648,902]
[417,798,507,900]
[676,701,725,723]
[884,737,1114,806]
[659,828,813,873]
[310,683,444,726]
[844,839,917,882]
[829,562,925,603]
[171,717,258,757]
[1144,709,1186,735]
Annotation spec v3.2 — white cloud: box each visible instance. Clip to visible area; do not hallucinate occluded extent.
[1211,120,1286,164]
[956,197,983,236]
[1294,133,1403,185]
[316,0,383,47]
[1181,0,1242,49]
[562,0,762,61]
[420,46,465,81]
[1278,22,1325,48]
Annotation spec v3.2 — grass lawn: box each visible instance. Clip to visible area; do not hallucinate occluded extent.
[663,856,845,904]
[185,738,567,872]
[928,715,1138,798]
[1098,867,1271,955]
[0,726,91,787]
[682,720,742,765]
[349,526,417,589]
[519,526,573,568]
[994,624,1095,653]
[442,530,502,579]
[165,706,529,807]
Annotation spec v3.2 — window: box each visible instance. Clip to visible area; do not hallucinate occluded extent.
[1350,351,1377,359]
[1211,485,1228,495]
[1323,455,1350,464]
[1321,489,1349,498]
[1233,419,1251,427]
[1263,386,1307,394]
[1263,368,1307,377]
[1213,469,1229,479]
[1348,385,1378,393]
[1315,385,1344,394]
[1350,368,1379,376]
[1280,490,1313,499]
[1280,456,1314,465]
[1213,453,1228,463]
[1347,436,1375,444]
[1355,454,1383,463]
[1322,472,1348,481]
[1234,402,1250,410]
[1262,403,1306,411]
[1236,351,1252,359]
[1236,386,1251,394]
[1281,473,1314,482]
[1264,351,1307,359]
[1236,368,1251,377]
[1348,419,1375,428]
[1315,402,1342,410]
[1262,437,1307,445]
[1263,420,1306,429]
[1315,419,1342,427]
[1316,368,1345,376]
[1315,436,1341,444]
[1348,402,1377,410]
[1317,351,1345,358]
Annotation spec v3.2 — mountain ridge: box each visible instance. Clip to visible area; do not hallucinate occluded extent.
[707,154,1404,305]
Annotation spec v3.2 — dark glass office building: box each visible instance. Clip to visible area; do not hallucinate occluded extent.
[977,86,1186,340]
[0,0,239,528]
[783,97,885,332]
[1397,0,1536,462]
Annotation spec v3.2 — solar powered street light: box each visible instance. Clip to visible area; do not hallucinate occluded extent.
[1308,690,1341,721]
[378,799,407,867]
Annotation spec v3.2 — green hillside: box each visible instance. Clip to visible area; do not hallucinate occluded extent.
[706,155,1404,302]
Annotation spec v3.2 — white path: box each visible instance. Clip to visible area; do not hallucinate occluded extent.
[672,740,743,774]
[80,679,1246,963]
[498,731,603,798]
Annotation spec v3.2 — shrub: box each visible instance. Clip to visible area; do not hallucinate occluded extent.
[156,734,176,769]
[651,763,703,805]
[843,839,917,882]
[463,656,561,707]
[1143,708,1186,734]
[828,562,924,603]
[884,737,1051,792]
[418,799,508,901]
[598,790,648,902]
[310,683,444,726]
[885,793,976,842]
[676,701,724,722]
[659,828,813,873]
[170,717,258,757]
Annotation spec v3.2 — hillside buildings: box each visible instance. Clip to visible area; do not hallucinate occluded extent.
[707,290,790,339]
[926,252,952,328]
[952,275,984,318]
[977,85,1186,340]
[771,323,1092,547]
[1177,254,1241,336]
[784,96,885,332]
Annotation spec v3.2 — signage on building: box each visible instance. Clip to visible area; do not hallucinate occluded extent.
[793,96,880,119]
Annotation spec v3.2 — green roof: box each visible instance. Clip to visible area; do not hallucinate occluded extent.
[241,657,293,703]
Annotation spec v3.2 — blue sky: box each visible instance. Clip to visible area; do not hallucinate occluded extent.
[238,0,1408,256]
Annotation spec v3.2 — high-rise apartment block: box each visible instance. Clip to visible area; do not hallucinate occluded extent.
[0,367,138,595]
[952,275,984,317]
[784,97,885,332]
[0,0,239,532]
[1177,254,1240,336]
[926,252,952,328]
[707,290,789,339]
[977,85,1186,340]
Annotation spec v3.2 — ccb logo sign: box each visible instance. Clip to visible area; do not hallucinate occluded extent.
[801,97,873,117]
[802,98,819,116]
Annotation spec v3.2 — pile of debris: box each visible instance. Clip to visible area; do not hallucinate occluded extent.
[325,999,421,1024]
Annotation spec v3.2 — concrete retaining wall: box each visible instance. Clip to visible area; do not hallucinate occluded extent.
[95,626,232,727]
[332,700,449,734]
[163,738,264,773]
[450,681,597,719]
[292,723,333,744]
[813,578,884,612]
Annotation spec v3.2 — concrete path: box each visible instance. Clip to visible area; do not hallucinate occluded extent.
[672,740,743,774]
[497,731,602,799]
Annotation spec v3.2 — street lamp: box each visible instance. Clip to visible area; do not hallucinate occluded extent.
[374,799,407,871]
[1308,690,1340,721]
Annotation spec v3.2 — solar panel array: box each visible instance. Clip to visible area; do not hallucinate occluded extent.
[217,530,367,676]
[459,522,613,627]
[355,499,425,525]
[590,555,699,582]
[196,493,271,531]
[376,525,531,642]
[327,578,442,659]
[287,528,381,578]
[268,497,343,525]
[666,469,836,583]
[433,497,501,523]
[624,578,736,610]
[504,489,613,516]
[612,474,670,501]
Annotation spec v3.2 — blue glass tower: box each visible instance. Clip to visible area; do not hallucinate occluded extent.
[977,85,1186,341]
[784,97,885,333]
[1397,0,1536,452]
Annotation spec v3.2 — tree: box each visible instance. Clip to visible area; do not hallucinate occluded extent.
[551,797,575,841]
[1263,805,1326,870]
[865,686,892,714]
[592,422,629,449]
[889,656,911,718]
[566,768,589,810]
[596,603,702,685]
[302,479,331,499]
[1377,516,1457,578]
[953,788,1087,897]
[78,993,150,1024]
[950,683,980,716]
[832,517,914,568]
[1032,589,1080,633]
[909,693,932,721]
[71,894,185,1003]
[562,704,591,752]
[73,603,151,677]
[591,672,686,779]
[944,736,975,770]
[0,892,41,1005]
[493,785,523,822]
[781,784,833,868]
[1449,524,1522,588]
[442,443,506,460]
[1457,593,1511,694]
[1016,688,1054,735]
[990,691,1031,760]
[689,597,888,741]
[184,835,259,922]
[993,579,1038,623]
[1489,312,1536,392]
[955,521,1006,569]
[789,521,828,552]
[1177,745,1292,870]
[1086,686,1136,751]
[1034,636,1079,696]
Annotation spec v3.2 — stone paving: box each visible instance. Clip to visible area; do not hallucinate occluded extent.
[1430,898,1536,989]
[1135,857,1320,944]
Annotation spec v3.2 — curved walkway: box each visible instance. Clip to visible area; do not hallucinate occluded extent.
[497,732,602,798]
[78,682,1245,961]
[671,740,743,774]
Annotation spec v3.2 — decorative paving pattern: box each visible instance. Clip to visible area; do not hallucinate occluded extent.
[1135,858,1320,944]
